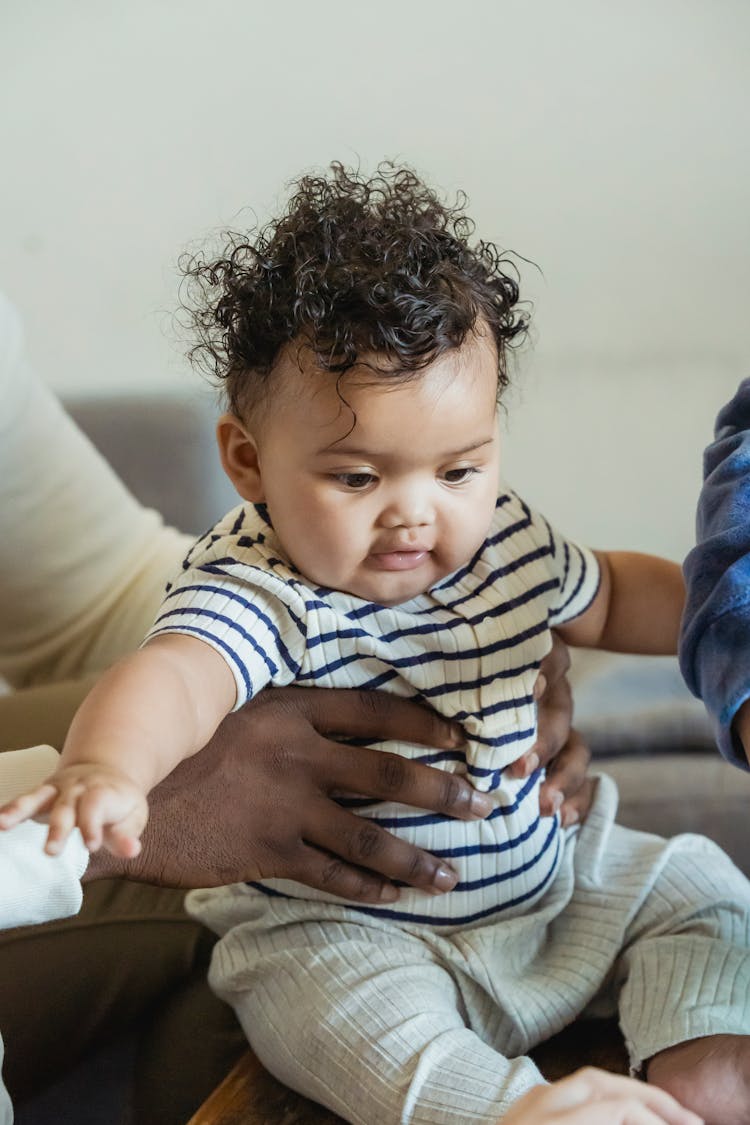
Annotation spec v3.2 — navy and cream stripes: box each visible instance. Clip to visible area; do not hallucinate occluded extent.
[147,489,600,925]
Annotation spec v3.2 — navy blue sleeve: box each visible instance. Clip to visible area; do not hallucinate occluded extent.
[680,378,750,770]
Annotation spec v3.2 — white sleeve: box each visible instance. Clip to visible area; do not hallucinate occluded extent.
[545,525,601,627]
[0,746,88,929]
[146,564,308,710]
[0,292,191,688]
[501,491,600,627]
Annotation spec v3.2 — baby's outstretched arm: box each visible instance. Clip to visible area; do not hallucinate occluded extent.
[0,634,236,856]
[557,552,685,655]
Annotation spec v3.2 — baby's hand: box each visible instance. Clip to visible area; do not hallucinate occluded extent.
[0,763,149,858]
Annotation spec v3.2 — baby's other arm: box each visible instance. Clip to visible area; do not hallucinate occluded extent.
[0,634,236,856]
[556,552,685,655]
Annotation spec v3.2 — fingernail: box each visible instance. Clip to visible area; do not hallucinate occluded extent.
[378,884,399,903]
[525,752,540,775]
[469,791,494,818]
[533,674,546,700]
[431,865,458,893]
[561,807,579,827]
[549,789,563,813]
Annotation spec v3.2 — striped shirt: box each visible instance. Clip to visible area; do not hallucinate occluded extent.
[147,489,600,927]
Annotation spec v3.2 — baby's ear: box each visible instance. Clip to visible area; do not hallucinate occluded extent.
[216,413,265,502]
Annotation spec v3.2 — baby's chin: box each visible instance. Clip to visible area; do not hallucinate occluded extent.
[298,548,474,606]
[338,563,455,607]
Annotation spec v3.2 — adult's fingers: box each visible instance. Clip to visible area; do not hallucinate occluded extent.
[285,841,401,904]
[313,737,493,821]
[538,729,592,819]
[533,632,572,701]
[265,686,463,750]
[511,672,573,780]
[305,798,458,895]
[558,775,596,828]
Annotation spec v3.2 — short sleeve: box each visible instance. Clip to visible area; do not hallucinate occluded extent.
[545,522,601,628]
[491,490,600,630]
[144,562,308,710]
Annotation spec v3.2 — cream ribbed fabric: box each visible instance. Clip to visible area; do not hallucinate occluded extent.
[0,293,190,690]
[189,776,750,1124]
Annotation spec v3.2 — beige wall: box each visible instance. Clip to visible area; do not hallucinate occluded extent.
[1,0,747,557]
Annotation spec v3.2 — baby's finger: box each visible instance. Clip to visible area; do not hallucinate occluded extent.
[103,828,142,860]
[77,789,111,852]
[45,789,84,855]
[0,783,59,829]
[103,805,149,860]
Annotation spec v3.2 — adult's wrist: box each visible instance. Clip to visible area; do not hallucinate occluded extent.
[83,776,174,884]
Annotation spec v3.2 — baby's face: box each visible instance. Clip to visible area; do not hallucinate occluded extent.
[240,331,501,605]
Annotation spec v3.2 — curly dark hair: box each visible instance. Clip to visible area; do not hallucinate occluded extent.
[180,162,529,415]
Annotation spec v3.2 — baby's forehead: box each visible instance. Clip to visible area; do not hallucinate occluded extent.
[273,340,400,385]
[251,333,498,454]
[272,327,497,390]
[256,343,408,431]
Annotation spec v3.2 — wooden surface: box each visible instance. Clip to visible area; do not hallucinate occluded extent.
[186,1049,344,1125]
[187,1020,629,1124]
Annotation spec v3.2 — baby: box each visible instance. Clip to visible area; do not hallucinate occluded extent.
[3,164,749,1124]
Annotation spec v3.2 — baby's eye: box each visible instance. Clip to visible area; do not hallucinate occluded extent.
[334,472,377,490]
[442,466,479,484]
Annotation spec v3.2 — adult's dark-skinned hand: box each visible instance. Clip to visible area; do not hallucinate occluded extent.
[510,633,594,828]
[87,637,593,900]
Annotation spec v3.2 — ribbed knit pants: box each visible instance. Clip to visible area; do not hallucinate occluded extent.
[188,775,750,1124]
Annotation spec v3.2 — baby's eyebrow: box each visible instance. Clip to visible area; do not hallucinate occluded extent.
[320,437,496,459]
[441,438,496,458]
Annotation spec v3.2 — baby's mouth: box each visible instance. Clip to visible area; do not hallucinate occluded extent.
[367,548,431,572]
